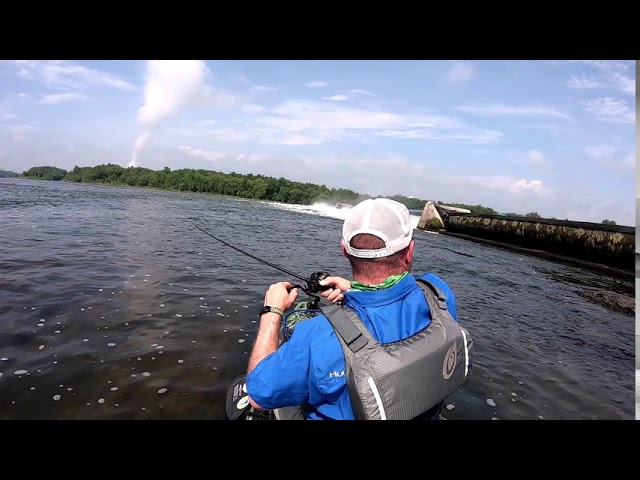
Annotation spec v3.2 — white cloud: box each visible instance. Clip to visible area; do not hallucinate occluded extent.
[586,145,635,170]
[575,60,630,72]
[446,61,474,82]
[607,72,635,95]
[623,153,634,169]
[376,129,430,139]
[376,129,502,144]
[44,63,135,91]
[9,124,36,141]
[236,153,268,162]
[585,145,618,158]
[205,128,254,143]
[263,101,405,135]
[510,179,544,193]
[566,61,635,96]
[12,60,136,91]
[205,91,236,108]
[240,104,267,115]
[269,101,449,131]
[582,97,634,124]
[40,93,91,105]
[179,145,226,161]
[527,149,544,166]
[187,100,503,146]
[281,135,325,145]
[566,75,603,89]
[306,81,329,88]
[239,74,278,92]
[0,91,32,122]
[9,93,32,101]
[348,89,374,96]
[0,93,32,121]
[324,94,348,101]
[455,103,572,120]
[461,173,543,195]
[170,128,202,137]
[170,125,253,143]
[0,109,18,121]
[194,120,216,128]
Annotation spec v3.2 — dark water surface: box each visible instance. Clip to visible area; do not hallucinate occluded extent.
[0,179,635,420]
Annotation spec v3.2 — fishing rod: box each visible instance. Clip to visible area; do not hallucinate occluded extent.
[192,222,331,295]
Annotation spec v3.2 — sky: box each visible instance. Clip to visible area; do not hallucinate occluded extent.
[0,60,636,225]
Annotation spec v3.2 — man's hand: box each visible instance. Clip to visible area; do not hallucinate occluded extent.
[264,281,298,312]
[319,276,351,304]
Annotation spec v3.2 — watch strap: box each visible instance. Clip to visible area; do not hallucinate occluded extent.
[260,306,284,317]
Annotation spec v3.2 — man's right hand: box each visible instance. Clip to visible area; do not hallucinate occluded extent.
[319,276,351,304]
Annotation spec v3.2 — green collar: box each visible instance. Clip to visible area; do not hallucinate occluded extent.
[350,271,409,291]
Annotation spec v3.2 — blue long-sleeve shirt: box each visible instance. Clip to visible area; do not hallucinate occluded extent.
[246,272,458,420]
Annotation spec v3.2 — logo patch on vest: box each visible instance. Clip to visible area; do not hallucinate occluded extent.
[236,396,250,410]
[442,341,457,379]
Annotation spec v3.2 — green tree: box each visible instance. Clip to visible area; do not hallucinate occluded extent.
[23,166,68,180]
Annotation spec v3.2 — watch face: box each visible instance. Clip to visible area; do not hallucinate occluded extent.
[260,306,272,315]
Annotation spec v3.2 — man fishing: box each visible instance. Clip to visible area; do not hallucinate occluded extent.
[244,197,471,420]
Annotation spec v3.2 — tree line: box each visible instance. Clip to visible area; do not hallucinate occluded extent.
[24,164,365,205]
[0,169,19,178]
[20,164,617,225]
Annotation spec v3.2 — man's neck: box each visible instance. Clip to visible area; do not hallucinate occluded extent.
[352,269,408,286]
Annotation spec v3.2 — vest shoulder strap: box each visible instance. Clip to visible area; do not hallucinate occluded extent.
[321,277,449,353]
[321,303,371,353]
[415,278,448,311]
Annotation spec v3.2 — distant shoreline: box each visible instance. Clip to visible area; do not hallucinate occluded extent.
[4,175,635,228]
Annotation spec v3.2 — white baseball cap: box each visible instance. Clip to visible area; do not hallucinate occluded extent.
[342,198,413,258]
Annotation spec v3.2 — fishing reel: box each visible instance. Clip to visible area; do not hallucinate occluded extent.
[306,271,332,294]
[290,272,331,295]
[288,271,332,308]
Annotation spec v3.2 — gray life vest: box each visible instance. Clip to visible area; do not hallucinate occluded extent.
[321,278,473,420]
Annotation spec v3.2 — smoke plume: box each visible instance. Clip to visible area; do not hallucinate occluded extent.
[129,60,209,167]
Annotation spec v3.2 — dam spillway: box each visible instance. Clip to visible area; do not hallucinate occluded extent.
[417,201,635,275]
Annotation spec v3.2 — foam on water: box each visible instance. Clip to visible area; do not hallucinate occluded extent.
[265,201,422,229]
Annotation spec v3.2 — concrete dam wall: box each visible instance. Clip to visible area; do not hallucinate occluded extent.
[417,202,635,273]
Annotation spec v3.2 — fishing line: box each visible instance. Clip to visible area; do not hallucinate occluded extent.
[193,221,333,307]
[192,222,312,284]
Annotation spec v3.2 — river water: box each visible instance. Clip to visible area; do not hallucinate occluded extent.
[0,179,635,420]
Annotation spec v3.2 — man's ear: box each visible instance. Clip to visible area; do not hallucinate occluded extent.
[405,240,415,270]
[340,239,347,257]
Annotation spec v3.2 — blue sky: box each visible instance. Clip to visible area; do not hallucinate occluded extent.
[0,60,635,225]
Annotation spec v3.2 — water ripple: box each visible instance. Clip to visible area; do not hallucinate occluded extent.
[0,179,634,420]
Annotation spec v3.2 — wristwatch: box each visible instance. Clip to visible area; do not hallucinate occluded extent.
[259,306,284,317]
